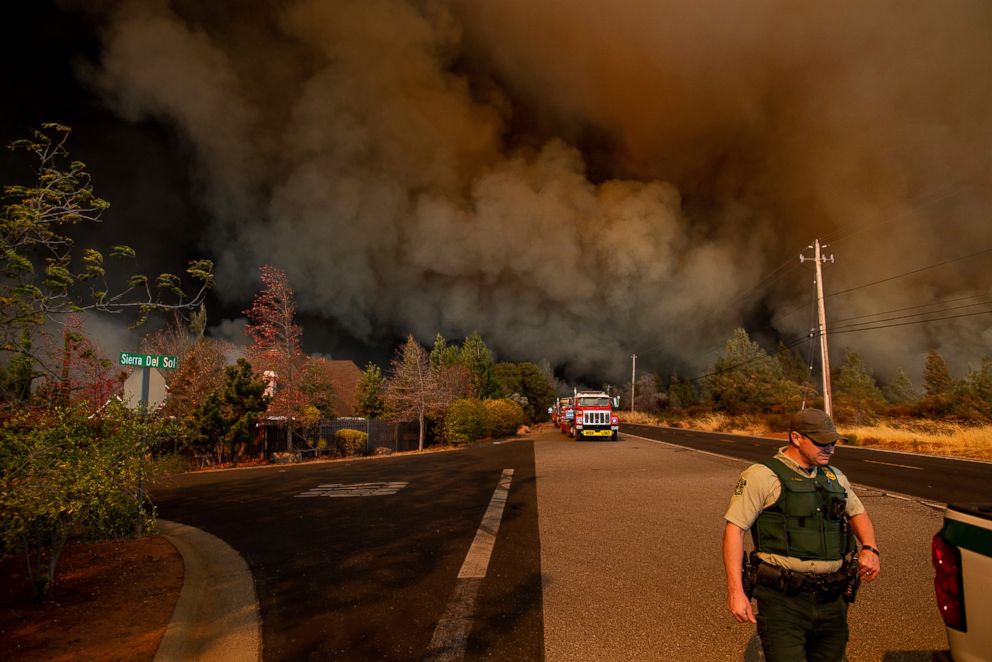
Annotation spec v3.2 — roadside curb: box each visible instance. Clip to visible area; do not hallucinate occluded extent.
[155,520,261,662]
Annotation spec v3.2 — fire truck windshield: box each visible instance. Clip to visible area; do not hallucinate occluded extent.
[578,397,609,407]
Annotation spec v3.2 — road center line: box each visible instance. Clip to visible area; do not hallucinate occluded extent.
[425,468,514,661]
[864,459,924,470]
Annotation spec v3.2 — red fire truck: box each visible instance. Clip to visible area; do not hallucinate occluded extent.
[569,390,620,440]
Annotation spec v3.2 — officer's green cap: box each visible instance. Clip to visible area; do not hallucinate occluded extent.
[790,408,848,444]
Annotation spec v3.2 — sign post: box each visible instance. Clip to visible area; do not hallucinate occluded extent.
[120,352,178,538]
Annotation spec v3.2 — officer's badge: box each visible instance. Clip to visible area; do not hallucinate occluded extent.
[734,478,746,496]
[824,469,837,481]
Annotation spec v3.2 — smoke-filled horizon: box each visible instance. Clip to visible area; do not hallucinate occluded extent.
[64,0,992,383]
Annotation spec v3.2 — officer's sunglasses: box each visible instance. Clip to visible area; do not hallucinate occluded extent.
[798,432,837,448]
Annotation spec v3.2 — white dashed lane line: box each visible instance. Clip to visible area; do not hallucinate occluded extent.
[863,459,924,471]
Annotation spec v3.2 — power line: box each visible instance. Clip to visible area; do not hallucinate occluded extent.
[824,247,992,299]
[826,308,992,337]
[830,293,992,327]
[775,246,992,323]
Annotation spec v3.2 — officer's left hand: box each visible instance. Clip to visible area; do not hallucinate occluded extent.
[859,550,881,582]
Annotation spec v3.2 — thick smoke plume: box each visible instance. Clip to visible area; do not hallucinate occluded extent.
[85,0,992,382]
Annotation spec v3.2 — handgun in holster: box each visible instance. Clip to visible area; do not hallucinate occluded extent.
[842,551,861,603]
[742,552,757,600]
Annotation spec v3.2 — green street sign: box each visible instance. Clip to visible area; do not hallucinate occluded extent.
[119,352,179,370]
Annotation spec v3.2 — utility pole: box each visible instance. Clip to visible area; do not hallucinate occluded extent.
[800,239,834,417]
[631,354,637,413]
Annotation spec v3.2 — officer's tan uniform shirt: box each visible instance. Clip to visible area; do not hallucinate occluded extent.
[724,447,866,574]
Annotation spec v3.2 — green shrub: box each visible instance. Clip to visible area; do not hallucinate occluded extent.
[150,453,189,476]
[0,403,154,598]
[335,429,367,456]
[484,399,525,438]
[444,399,490,445]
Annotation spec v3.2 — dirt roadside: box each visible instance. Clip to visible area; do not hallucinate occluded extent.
[0,536,183,662]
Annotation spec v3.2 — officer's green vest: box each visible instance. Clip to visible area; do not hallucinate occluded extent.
[752,458,851,561]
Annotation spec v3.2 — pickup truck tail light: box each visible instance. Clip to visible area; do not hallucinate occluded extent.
[932,533,966,631]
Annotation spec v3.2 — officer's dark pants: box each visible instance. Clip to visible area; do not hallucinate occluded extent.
[754,585,849,662]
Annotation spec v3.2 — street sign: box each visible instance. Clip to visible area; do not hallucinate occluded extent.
[122,367,167,411]
[119,352,178,369]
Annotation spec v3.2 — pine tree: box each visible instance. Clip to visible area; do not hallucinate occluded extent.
[883,367,918,405]
[668,372,697,411]
[707,328,786,415]
[923,350,954,397]
[355,362,386,418]
[834,350,886,424]
[220,358,270,465]
[459,332,498,399]
[429,333,459,370]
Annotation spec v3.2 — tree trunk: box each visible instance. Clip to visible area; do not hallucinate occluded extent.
[418,410,425,451]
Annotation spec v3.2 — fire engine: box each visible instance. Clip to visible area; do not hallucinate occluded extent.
[551,397,572,431]
[569,390,620,440]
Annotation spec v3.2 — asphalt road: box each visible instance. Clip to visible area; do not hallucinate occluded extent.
[538,425,948,661]
[151,441,543,661]
[621,423,992,505]
[152,425,952,661]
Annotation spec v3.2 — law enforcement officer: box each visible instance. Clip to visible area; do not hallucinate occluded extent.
[722,408,881,662]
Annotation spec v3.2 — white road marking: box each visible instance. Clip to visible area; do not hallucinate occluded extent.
[864,459,924,470]
[425,468,514,661]
[294,482,408,497]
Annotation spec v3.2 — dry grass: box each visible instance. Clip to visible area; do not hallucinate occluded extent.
[616,411,661,425]
[842,421,992,462]
[624,411,992,462]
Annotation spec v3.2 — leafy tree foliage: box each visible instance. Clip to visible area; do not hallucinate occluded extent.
[355,362,386,418]
[494,362,523,397]
[0,124,213,379]
[923,350,954,397]
[484,399,525,437]
[833,350,886,424]
[34,315,119,413]
[444,399,490,444]
[882,367,918,405]
[490,360,555,421]
[667,372,697,411]
[0,403,156,598]
[142,316,230,418]
[187,358,269,464]
[947,357,992,423]
[245,265,304,414]
[706,328,790,415]
[298,358,338,420]
[517,362,556,422]
[0,126,214,599]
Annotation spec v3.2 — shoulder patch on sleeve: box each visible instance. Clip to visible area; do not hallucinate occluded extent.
[734,478,747,496]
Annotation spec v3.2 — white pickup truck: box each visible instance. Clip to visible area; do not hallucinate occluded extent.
[932,503,992,662]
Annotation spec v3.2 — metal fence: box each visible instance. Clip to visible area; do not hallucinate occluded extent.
[254,418,423,458]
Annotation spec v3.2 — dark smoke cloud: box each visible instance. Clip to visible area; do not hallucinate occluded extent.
[83,0,992,382]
